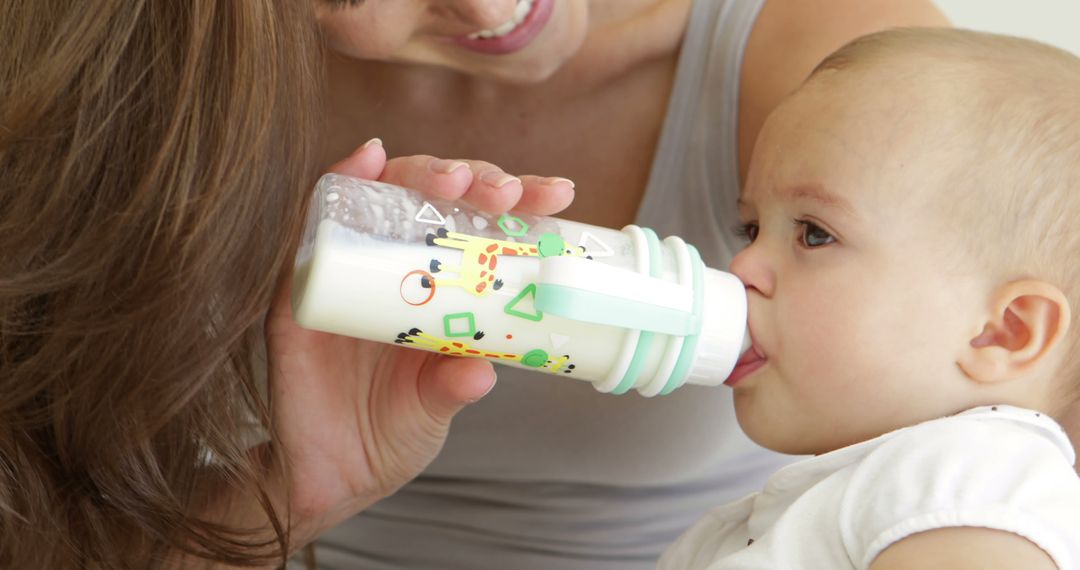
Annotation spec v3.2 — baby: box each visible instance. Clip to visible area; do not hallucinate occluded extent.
[660,28,1080,569]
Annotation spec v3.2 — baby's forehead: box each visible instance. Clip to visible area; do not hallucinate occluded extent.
[752,31,1080,220]
[800,60,962,115]
[747,80,979,218]
[773,74,966,154]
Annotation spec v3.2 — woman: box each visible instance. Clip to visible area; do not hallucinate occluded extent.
[0,1,565,567]
[313,0,950,568]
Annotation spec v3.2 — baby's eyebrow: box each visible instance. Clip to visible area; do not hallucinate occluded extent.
[784,184,859,218]
[737,184,861,220]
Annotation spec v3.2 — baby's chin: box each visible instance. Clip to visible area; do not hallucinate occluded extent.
[734,402,857,456]
[754,432,832,456]
[732,400,797,454]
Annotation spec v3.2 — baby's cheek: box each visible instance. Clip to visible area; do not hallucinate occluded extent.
[783,301,856,362]
[782,301,880,392]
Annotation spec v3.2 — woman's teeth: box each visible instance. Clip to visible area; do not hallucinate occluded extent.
[466,0,534,40]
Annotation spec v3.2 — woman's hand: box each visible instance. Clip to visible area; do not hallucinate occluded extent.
[263,139,575,545]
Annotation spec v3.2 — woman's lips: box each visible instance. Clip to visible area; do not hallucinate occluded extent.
[725,343,766,387]
[451,0,554,55]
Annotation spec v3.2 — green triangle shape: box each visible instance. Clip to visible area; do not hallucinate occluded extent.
[504,283,543,322]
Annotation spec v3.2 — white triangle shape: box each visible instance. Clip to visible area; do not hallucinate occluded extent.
[415,202,446,225]
[578,231,614,257]
[550,333,570,350]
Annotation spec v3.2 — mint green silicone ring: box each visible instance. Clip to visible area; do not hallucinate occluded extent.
[642,227,662,278]
[611,227,662,395]
[660,244,705,395]
[611,332,655,395]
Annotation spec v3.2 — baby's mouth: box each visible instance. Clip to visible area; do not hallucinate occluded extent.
[725,339,766,387]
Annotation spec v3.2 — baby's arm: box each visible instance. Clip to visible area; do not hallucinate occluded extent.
[869,527,1056,569]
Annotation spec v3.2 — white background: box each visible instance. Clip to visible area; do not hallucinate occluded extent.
[934,0,1080,55]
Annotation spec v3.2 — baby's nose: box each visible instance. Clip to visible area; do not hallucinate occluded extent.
[729,246,775,298]
[431,0,518,31]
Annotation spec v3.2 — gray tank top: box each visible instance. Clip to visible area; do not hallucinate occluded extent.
[307,1,792,567]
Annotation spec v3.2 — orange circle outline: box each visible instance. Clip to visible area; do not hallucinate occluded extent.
[400,270,436,306]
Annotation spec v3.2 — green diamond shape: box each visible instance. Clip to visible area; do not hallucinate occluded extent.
[443,312,477,338]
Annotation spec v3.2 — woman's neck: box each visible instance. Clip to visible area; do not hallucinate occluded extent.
[554,0,691,92]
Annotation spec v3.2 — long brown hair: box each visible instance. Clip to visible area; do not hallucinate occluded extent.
[0,0,321,566]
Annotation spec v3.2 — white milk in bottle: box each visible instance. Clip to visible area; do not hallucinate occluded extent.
[292,175,746,396]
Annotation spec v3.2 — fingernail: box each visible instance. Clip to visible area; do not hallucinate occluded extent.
[544,177,575,188]
[430,159,470,174]
[480,171,521,188]
[351,138,382,155]
[470,377,497,403]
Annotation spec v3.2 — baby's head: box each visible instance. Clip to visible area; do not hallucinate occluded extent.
[729,28,1080,455]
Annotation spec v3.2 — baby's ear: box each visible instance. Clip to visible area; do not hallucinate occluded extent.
[958,280,1071,384]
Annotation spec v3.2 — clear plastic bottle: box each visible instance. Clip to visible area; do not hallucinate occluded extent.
[291,174,746,396]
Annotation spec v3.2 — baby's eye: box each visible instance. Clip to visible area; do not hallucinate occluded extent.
[735,222,759,243]
[796,220,835,248]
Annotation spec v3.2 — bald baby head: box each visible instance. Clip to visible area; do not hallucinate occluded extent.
[805,29,1080,270]
[803,28,1080,394]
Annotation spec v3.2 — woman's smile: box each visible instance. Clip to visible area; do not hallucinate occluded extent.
[452,0,554,54]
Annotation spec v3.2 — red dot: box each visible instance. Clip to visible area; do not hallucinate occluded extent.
[506,334,513,340]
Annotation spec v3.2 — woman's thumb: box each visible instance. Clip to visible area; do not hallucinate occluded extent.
[417,356,497,423]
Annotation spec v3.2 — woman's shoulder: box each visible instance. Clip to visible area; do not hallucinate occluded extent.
[737,0,950,179]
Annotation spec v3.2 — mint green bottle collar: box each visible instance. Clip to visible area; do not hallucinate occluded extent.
[610,227,663,395]
[532,226,708,396]
[660,244,705,395]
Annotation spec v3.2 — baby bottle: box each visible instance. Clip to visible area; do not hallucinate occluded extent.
[291,174,746,396]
